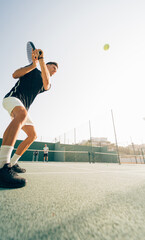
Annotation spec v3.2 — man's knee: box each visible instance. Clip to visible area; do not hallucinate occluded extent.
[22,125,37,143]
[32,132,37,141]
[12,107,28,123]
[28,130,37,142]
[19,109,27,122]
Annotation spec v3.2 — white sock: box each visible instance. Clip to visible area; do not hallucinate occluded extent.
[0,145,14,168]
[11,154,21,166]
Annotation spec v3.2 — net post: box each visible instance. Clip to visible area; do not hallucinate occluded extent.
[74,128,77,162]
[89,120,94,163]
[141,148,145,164]
[111,109,121,165]
[130,138,137,164]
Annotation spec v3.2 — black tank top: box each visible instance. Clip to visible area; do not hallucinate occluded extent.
[4,67,49,110]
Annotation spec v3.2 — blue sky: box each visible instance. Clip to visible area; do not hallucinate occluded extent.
[1,0,145,145]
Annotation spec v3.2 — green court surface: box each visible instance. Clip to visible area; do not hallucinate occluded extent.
[1,162,145,240]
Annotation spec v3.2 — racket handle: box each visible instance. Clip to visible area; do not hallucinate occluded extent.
[38,50,43,60]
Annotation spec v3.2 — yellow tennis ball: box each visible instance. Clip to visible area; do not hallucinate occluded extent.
[104,44,110,50]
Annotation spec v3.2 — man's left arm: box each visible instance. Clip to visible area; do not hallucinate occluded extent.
[38,49,50,90]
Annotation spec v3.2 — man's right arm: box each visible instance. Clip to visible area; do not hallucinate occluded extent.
[12,49,38,79]
[12,63,36,79]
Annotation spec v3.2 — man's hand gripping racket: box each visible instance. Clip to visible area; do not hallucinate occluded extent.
[26,41,43,64]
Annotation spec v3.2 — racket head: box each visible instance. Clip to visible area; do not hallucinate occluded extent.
[26,41,36,63]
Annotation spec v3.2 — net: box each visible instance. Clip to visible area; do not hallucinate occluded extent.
[11,148,113,163]
[13,146,145,164]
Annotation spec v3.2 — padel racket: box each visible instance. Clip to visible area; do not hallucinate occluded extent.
[26,41,42,63]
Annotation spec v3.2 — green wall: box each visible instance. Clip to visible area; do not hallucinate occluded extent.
[0,139,118,163]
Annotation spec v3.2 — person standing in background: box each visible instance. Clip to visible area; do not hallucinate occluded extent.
[43,144,49,162]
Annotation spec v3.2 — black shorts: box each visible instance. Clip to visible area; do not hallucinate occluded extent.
[44,153,48,157]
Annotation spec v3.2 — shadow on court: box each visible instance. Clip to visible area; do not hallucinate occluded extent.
[1,162,145,240]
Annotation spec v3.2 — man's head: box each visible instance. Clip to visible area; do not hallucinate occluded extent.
[46,62,58,76]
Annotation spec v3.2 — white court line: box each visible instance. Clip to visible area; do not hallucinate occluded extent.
[25,164,121,172]
[26,172,95,174]
[48,165,145,173]
[26,170,145,175]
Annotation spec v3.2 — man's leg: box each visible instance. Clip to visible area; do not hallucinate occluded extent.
[0,106,27,188]
[11,125,37,168]
[0,106,27,168]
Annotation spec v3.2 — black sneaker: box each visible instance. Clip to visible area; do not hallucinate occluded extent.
[0,164,27,188]
[12,163,26,173]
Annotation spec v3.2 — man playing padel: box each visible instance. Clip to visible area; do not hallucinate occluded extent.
[0,48,58,188]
